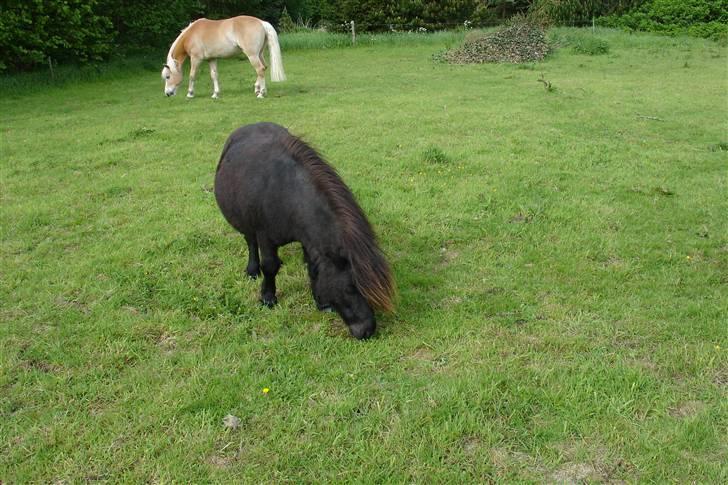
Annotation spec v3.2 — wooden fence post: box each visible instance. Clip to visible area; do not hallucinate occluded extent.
[351,20,356,45]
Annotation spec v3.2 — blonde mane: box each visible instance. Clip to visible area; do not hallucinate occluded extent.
[166,22,195,71]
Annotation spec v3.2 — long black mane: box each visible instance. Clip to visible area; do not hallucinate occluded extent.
[282,134,395,313]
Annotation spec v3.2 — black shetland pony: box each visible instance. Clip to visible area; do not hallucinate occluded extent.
[214,123,395,339]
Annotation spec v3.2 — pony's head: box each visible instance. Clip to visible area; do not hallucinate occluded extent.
[161,62,182,96]
[309,251,377,340]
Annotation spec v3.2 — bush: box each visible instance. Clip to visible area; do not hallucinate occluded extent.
[98,0,204,53]
[278,7,296,32]
[529,0,645,25]
[598,0,728,40]
[0,0,114,72]
[552,31,611,54]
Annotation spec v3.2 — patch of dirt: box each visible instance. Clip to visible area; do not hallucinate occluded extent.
[157,332,177,354]
[548,441,636,483]
[402,345,454,375]
[122,305,141,315]
[630,357,658,373]
[223,414,241,430]
[509,212,533,224]
[490,447,545,477]
[206,454,235,469]
[461,436,481,455]
[409,346,434,362]
[439,246,459,264]
[440,295,463,307]
[713,367,728,388]
[54,295,90,314]
[20,357,61,373]
[550,462,599,483]
[669,400,706,418]
[603,256,626,268]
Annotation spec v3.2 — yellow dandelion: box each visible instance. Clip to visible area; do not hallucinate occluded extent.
[262,387,270,394]
[716,345,721,351]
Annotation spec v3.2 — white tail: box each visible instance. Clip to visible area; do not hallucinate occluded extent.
[261,21,286,82]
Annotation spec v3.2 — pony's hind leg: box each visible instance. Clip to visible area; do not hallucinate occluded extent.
[258,235,281,307]
[209,59,221,98]
[244,234,260,279]
[187,57,201,98]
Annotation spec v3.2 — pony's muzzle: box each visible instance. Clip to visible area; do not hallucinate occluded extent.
[348,319,376,340]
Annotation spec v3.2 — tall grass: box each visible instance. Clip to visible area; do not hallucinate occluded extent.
[280,30,466,50]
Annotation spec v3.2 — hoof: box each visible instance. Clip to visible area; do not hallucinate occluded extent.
[261,296,277,308]
[212,92,220,99]
[316,301,333,312]
[186,92,194,99]
[256,94,264,99]
[246,270,259,280]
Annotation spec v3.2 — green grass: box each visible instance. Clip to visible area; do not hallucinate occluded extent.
[1,28,726,482]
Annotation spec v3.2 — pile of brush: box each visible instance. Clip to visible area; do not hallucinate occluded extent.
[442,18,549,64]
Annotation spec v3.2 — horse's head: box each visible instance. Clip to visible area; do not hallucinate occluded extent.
[161,62,182,96]
[310,252,376,339]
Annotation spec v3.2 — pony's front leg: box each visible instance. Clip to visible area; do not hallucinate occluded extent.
[244,234,260,279]
[209,59,220,99]
[258,236,281,307]
[302,247,331,312]
[187,57,201,98]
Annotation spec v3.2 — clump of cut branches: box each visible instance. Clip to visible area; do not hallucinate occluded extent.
[440,16,549,64]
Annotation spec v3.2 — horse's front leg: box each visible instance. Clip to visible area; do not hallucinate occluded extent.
[209,59,220,99]
[187,57,201,98]
[258,235,281,307]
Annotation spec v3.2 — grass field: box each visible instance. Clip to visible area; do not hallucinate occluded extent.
[1,28,726,482]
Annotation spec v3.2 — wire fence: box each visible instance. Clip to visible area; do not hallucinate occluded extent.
[328,19,598,45]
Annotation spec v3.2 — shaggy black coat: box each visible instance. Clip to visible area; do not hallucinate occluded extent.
[214,122,394,339]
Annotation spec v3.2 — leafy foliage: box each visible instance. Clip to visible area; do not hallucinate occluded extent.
[598,0,728,40]
[0,0,114,72]
[551,30,611,55]
[97,0,204,53]
[529,0,646,25]
[278,6,296,32]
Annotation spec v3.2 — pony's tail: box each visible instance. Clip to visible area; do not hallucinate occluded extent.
[261,21,286,82]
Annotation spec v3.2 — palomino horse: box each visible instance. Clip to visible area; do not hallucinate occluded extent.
[214,123,396,339]
[161,16,286,99]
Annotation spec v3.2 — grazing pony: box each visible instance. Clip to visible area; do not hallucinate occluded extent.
[214,123,395,339]
[161,16,286,99]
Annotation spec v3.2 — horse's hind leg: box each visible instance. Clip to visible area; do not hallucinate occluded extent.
[258,235,281,307]
[244,234,260,279]
[209,59,220,98]
[245,53,267,98]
